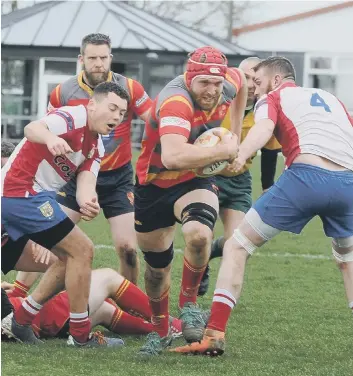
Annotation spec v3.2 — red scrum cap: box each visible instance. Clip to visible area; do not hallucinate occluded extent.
[185,46,228,87]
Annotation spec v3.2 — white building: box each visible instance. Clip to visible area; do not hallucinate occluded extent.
[233,1,353,112]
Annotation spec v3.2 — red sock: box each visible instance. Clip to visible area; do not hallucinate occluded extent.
[7,280,29,299]
[14,295,42,326]
[207,289,236,332]
[69,311,91,343]
[114,279,152,320]
[109,307,153,335]
[149,288,170,337]
[179,257,207,308]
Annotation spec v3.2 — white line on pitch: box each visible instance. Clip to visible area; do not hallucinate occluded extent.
[94,244,331,261]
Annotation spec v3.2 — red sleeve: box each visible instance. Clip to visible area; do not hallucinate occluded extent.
[47,84,62,111]
[226,67,243,92]
[254,93,279,125]
[128,79,152,116]
[338,99,353,127]
[158,96,194,139]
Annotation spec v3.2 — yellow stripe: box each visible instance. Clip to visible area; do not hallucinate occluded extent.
[145,170,191,183]
[127,78,134,102]
[77,71,113,96]
[160,95,193,113]
[55,85,61,105]
[114,279,129,300]
[225,72,240,92]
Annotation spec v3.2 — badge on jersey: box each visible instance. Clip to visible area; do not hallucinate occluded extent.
[38,201,54,219]
[88,146,96,159]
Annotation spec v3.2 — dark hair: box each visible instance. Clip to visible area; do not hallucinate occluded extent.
[253,56,296,81]
[1,141,15,158]
[81,33,111,55]
[93,82,130,104]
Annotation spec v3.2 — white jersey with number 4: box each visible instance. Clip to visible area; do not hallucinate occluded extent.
[255,82,353,170]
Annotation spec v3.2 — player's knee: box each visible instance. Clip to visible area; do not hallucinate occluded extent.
[117,244,138,267]
[143,243,174,269]
[80,239,94,262]
[332,237,353,267]
[232,228,258,256]
[184,224,212,254]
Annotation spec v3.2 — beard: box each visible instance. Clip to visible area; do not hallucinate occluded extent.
[191,92,220,111]
[83,65,109,87]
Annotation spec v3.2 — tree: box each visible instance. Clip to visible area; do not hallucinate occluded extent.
[124,1,252,41]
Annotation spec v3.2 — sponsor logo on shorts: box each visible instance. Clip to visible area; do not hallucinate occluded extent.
[134,220,142,225]
[38,201,54,219]
[54,156,75,179]
[127,191,134,206]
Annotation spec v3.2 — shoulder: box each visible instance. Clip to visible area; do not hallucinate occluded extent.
[157,76,194,110]
[50,105,87,129]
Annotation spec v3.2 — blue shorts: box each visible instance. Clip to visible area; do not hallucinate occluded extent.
[1,192,68,241]
[253,163,353,238]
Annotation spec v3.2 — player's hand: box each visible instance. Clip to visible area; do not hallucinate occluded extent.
[227,153,246,173]
[46,135,73,156]
[31,242,51,265]
[79,196,100,221]
[213,130,239,161]
[1,281,14,293]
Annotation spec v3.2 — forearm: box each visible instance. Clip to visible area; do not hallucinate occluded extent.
[239,121,274,160]
[24,121,53,144]
[76,171,97,201]
[230,86,247,140]
[163,143,231,170]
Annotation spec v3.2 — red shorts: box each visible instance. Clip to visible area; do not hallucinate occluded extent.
[10,292,70,338]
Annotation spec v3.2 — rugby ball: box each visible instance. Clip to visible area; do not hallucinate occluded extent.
[194,127,232,177]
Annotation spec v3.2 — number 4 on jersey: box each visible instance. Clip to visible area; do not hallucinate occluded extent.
[310,93,331,113]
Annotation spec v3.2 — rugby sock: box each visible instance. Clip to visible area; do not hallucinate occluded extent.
[349,301,353,315]
[207,289,236,332]
[149,288,170,337]
[109,307,153,335]
[113,279,152,320]
[14,295,42,325]
[69,311,91,343]
[7,280,29,299]
[179,258,207,308]
[210,237,224,260]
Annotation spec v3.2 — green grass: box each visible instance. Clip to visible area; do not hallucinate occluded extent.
[2,155,352,376]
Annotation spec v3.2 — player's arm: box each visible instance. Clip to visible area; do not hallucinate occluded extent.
[76,137,104,221]
[159,98,238,170]
[229,68,248,139]
[130,79,152,121]
[47,84,62,111]
[24,119,73,156]
[232,94,278,172]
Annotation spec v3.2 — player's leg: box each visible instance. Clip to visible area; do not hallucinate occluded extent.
[134,179,178,355]
[90,301,153,336]
[332,238,353,314]
[320,168,353,315]
[108,213,139,284]
[98,164,139,284]
[87,268,151,320]
[171,166,316,355]
[9,205,81,296]
[174,185,219,310]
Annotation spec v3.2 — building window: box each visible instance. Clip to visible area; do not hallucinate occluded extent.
[304,54,353,112]
[44,60,77,76]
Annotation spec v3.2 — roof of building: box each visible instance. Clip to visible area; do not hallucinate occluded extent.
[232,1,353,36]
[1,0,251,55]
